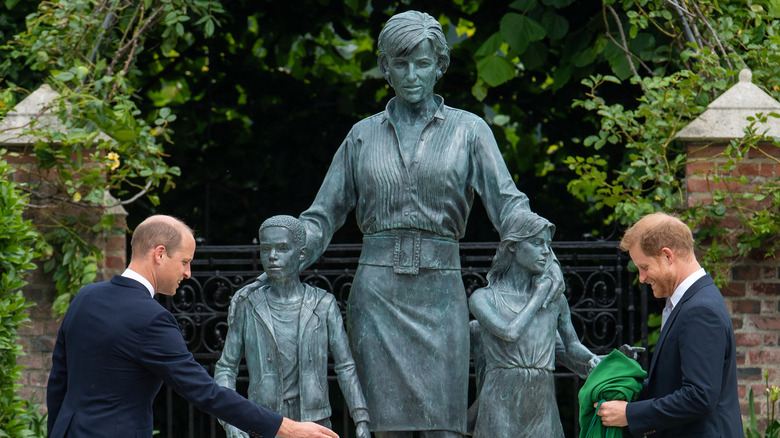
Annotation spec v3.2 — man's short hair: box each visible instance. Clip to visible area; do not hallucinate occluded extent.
[131,215,193,258]
[259,215,306,250]
[620,212,694,258]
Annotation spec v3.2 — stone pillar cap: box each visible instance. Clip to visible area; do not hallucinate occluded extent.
[0,84,112,145]
[675,69,780,141]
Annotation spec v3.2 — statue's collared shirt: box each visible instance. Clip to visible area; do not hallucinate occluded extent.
[299,95,530,265]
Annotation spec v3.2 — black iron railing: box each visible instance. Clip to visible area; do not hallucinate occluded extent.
[153,241,649,438]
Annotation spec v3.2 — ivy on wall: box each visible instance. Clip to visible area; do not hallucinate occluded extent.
[0,0,224,314]
[0,152,46,437]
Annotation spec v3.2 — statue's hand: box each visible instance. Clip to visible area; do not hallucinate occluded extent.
[355,422,371,438]
[587,355,602,375]
[531,275,555,307]
[225,424,249,438]
[542,262,565,308]
[618,344,646,361]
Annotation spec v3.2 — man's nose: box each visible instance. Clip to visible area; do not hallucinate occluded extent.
[184,263,191,279]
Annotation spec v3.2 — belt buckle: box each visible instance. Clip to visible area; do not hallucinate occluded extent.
[393,230,421,275]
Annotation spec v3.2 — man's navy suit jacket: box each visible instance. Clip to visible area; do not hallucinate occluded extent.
[625,274,743,437]
[47,275,283,438]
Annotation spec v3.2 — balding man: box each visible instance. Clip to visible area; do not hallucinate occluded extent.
[596,212,742,437]
[46,215,338,438]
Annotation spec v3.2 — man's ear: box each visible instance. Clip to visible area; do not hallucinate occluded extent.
[299,247,307,262]
[660,247,674,265]
[153,245,166,264]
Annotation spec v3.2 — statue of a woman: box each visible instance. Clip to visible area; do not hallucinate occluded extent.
[293,11,565,437]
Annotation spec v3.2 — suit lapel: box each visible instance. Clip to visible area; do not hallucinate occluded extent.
[647,275,714,377]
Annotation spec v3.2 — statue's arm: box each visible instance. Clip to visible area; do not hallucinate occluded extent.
[214,296,247,390]
[469,118,529,230]
[325,296,370,425]
[555,296,599,377]
[213,296,249,435]
[468,282,549,343]
[298,136,358,269]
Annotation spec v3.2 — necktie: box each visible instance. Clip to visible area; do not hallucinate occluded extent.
[661,299,673,329]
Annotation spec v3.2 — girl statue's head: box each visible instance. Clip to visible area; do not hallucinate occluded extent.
[487,211,555,286]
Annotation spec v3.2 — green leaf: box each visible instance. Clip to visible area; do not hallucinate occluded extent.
[477,55,516,87]
[55,71,75,81]
[110,129,137,141]
[500,13,546,55]
[542,12,569,41]
[475,33,503,57]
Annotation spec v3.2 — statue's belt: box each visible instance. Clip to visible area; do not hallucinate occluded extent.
[359,230,460,275]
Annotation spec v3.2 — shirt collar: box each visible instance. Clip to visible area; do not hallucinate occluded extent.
[122,268,155,297]
[382,95,446,125]
[669,268,705,308]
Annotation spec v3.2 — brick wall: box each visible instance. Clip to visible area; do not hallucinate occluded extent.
[8,149,128,411]
[686,143,780,425]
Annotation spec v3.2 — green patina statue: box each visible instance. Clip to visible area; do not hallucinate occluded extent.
[468,210,601,438]
[293,10,567,438]
[214,215,370,438]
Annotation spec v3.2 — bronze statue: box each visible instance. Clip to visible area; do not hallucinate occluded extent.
[293,11,566,437]
[468,210,600,438]
[214,216,370,438]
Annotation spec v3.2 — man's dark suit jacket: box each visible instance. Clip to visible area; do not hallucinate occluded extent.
[47,275,283,438]
[625,274,743,437]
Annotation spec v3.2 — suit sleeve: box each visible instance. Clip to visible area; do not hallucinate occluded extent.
[326,296,370,424]
[140,307,282,437]
[46,319,69,433]
[625,303,728,435]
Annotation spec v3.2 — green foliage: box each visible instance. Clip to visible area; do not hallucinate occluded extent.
[564,0,780,285]
[0,0,223,313]
[745,370,780,438]
[0,152,47,437]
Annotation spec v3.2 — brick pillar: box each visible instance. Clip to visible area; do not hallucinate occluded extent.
[686,142,780,424]
[13,204,127,412]
[2,85,130,412]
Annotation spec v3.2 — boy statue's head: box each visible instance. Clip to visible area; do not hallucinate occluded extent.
[258,215,307,280]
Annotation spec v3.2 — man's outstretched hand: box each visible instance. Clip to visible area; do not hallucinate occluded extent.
[277,418,339,438]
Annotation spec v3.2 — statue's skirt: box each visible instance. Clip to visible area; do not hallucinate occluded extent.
[347,263,469,433]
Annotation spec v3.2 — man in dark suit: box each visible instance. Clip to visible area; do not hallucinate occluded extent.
[596,212,743,437]
[46,215,339,438]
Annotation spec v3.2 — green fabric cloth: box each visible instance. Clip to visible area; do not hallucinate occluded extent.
[578,349,647,438]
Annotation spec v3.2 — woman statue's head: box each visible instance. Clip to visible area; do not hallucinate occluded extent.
[487,211,555,286]
[377,10,450,82]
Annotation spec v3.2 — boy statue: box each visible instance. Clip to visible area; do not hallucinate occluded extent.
[214,215,370,438]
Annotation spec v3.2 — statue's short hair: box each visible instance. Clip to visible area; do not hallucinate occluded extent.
[259,215,306,249]
[377,10,450,76]
[620,212,694,259]
[131,215,193,259]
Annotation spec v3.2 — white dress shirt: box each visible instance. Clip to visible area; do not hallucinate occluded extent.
[121,268,155,297]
